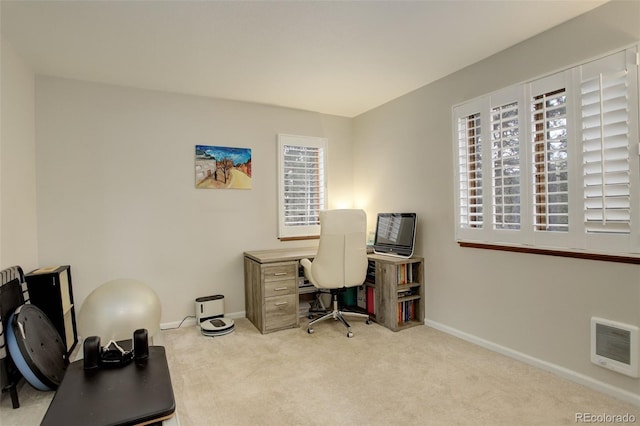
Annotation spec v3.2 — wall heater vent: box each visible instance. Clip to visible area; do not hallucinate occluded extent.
[591,317,638,378]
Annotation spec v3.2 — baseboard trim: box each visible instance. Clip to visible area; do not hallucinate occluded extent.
[161,311,246,330]
[425,319,640,407]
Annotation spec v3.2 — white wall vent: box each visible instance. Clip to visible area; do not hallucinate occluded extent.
[591,317,638,378]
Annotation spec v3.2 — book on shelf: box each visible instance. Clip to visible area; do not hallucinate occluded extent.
[398,263,407,284]
[396,263,417,285]
[397,300,417,324]
[366,286,375,315]
[397,288,413,298]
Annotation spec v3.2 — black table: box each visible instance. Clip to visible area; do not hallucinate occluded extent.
[41,346,175,426]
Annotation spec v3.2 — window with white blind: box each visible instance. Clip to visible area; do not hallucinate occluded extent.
[457,109,484,230]
[580,64,631,234]
[491,100,521,231]
[453,46,639,258]
[277,134,327,239]
[532,87,569,233]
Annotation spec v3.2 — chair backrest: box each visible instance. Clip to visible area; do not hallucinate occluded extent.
[309,209,368,289]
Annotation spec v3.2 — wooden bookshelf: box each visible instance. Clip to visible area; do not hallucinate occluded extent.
[366,254,424,331]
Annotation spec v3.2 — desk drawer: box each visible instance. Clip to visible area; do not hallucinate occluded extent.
[262,264,297,282]
[264,278,296,298]
[264,294,297,331]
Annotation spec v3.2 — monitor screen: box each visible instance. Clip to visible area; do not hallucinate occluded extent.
[373,213,417,258]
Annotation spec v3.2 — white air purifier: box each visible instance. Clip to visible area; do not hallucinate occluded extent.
[195,295,234,337]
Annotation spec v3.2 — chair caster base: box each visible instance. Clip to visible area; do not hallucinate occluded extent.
[307,327,314,334]
[347,331,354,338]
[366,319,372,325]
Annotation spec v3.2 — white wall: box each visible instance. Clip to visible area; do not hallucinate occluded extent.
[353,1,640,400]
[34,76,353,324]
[0,36,38,271]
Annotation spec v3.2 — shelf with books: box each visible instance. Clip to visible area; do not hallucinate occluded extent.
[366,254,424,332]
[397,298,421,329]
[397,283,421,298]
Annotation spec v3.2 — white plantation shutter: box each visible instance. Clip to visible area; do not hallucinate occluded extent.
[580,54,632,234]
[531,88,569,232]
[283,145,325,225]
[457,111,484,229]
[453,46,639,257]
[277,134,327,238]
[491,100,521,230]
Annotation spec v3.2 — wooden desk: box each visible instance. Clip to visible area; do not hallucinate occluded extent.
[244,247,424,334]
[244,247,318,264]
[41,346,175,426]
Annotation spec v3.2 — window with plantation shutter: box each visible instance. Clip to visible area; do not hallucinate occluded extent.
[531,88,569,232]
[277,134,327,239]
[580,66,631,234]
[457,111,483,229]
[453,45,639,259]
[491,101,521,230]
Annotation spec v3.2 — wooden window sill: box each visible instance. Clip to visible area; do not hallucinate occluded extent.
[279,235,320,242]
[459,242,640,265]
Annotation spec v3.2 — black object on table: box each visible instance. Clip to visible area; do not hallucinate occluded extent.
[41,346,175,426]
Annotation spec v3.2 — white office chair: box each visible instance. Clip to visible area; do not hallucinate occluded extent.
[301,209,371,338]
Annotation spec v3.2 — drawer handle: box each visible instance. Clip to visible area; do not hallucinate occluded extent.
[274,287,288,291]
[273,272,288,276]
[274,301,288,306]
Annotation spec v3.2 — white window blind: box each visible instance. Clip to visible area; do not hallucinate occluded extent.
[277,134,327,238]
[581,68,631,234]
[491,101,521,230]
[457,112,483,229]
[453,45,639,257]
[531,88,569,232]
[282,145,325,226]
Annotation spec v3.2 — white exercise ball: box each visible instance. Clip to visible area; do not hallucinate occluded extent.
[78,279,161,342]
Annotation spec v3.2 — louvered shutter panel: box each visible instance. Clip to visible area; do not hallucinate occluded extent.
[454,47,638,255]
[491,101,521,230]
[282,144,325,227]
[581,60,631,234]
[457,112,483,229]
[531,88,569,232]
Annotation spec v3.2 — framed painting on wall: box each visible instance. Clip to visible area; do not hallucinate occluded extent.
[195,145,252,189]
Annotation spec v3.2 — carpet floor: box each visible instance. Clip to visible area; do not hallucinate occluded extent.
[2,317,639,425]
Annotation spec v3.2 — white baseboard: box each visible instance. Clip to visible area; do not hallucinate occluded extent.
[160,311,245,330]
[425,319,640,407]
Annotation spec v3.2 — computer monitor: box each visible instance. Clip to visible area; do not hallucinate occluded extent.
[373,213,417,258]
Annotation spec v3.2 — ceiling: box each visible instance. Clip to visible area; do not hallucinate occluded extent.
[1,0,607,117]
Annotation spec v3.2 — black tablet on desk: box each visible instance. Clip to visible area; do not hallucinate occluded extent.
[41,346,175,426]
